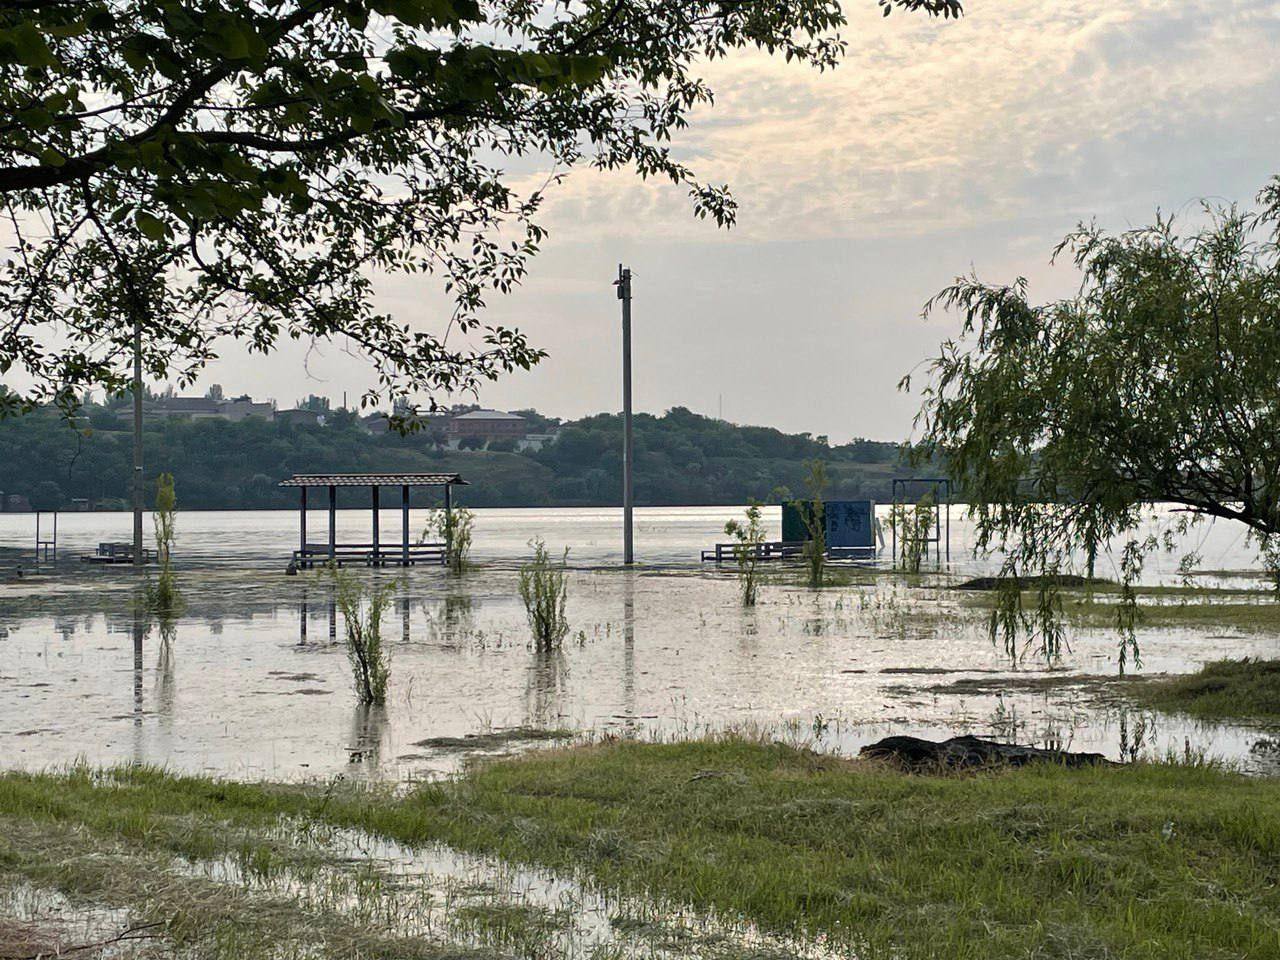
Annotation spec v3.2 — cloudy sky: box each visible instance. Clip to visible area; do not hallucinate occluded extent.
[200,0,1280,442]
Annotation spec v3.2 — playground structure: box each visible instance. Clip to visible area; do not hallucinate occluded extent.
[34,511,56,565]
[890,477,952,570]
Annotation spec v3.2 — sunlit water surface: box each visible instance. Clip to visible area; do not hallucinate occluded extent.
[1,506,1278,781]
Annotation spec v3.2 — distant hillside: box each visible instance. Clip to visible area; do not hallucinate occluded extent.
[0,403,918,510]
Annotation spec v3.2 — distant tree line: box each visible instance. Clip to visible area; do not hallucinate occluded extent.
[0,401,912,511]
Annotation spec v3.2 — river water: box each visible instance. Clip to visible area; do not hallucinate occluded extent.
[1,506,1277,781]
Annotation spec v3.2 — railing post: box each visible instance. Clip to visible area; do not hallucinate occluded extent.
[443,482,452,566]
[328,485,336,563]
[401,484,410,566]
[371,485,380,566]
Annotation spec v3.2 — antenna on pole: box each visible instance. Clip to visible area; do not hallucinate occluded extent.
[615,264,634,566]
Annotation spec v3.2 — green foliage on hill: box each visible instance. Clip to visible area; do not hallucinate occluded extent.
[0,403,907,510]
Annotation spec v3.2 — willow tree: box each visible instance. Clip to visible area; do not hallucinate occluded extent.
[906,180,1280,669]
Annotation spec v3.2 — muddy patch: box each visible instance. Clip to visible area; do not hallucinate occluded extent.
[409,727,573,752]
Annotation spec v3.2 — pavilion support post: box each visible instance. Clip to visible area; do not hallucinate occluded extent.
[328,485,337,564]
[371,485,381,566]
[443,483,453,566]
[401,485,410,566]
[299,487,307,559]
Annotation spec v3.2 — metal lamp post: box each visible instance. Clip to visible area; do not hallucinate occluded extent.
[615,265,634,565]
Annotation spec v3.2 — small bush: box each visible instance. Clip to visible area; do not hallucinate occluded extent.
[801,460,827,588]
[332,568,394,705]
[518,539,569,651]
[422,506,474,573]
[146,473,180,615]
[892,493,935,573]
[725,501,766,606]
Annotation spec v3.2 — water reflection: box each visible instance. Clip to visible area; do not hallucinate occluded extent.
[155,619,176,732]
[348,703,389,770]
[5,557,1280,780]
[525,649,568,727]
[132,615,144,728]
[131,612,146,764]
[426,592,474,647]
[621,571,636,733]
[298,586,309,646]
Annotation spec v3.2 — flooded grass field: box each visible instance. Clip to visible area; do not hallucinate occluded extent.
[4,506,1280,958]
[3,507,1279,780]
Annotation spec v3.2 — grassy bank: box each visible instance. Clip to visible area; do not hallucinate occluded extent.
[957,581,1280,633]
[1126,658,1280,720]
[4,741,1280,959]
[399,740,1280,959]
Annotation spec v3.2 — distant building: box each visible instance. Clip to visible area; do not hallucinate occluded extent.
[145,395,275,422]
[445,409,528,442]
[276,408,326,428]
[359,412,390,434]
[517,433,558,452]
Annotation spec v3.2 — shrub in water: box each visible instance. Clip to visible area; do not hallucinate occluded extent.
[725,501,766,606]
[146,473,180,615]
[332,568,393,705]
[422,505,474,574]
[519,538,569,651]
[801,460,827,589]
[892,493,935,573]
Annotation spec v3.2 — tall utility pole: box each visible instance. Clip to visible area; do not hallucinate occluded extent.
[615,264,634,565]
[132,315,144,567]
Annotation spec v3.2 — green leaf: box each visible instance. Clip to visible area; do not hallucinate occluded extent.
[202,12,253,60]
[135,210,170,242]
[1,21,59,68]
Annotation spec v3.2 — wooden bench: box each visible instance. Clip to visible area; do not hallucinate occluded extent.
[700,540,806,563]
[700,541,877,563]
[80,542,158,565]
[292,542,447,569]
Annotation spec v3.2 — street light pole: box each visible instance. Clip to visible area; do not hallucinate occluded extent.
[132,314,144,568]
[615,264,634,565]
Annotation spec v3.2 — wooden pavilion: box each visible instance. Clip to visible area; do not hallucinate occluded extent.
[279,472,467,568]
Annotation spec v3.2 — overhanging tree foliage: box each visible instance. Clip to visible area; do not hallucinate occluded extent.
[906,180,1280,668]
[0,0,961,420]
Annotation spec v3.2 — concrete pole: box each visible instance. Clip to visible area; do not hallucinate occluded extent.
[616,265,634,565]
[401,484,410,566]
[443,482,453,566]
[132,316,144,567]
[328,485,337,563]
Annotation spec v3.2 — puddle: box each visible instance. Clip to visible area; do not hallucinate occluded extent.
[175,819,849,960]
[0,880,145,958]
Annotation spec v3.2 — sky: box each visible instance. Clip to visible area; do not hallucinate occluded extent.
[195,0,1280,443]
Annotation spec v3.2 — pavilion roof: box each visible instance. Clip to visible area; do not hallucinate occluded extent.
[279,472,467,488]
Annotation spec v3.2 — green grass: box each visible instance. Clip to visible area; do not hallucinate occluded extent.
[959,583,1280,632]
[0,767,477,959]
[4,743,1280,959]
[1126,658,1280,720]
[389,739,1280,959]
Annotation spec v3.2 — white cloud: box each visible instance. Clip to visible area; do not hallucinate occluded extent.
[141,1,1280,440]
[521,0,1280,244]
